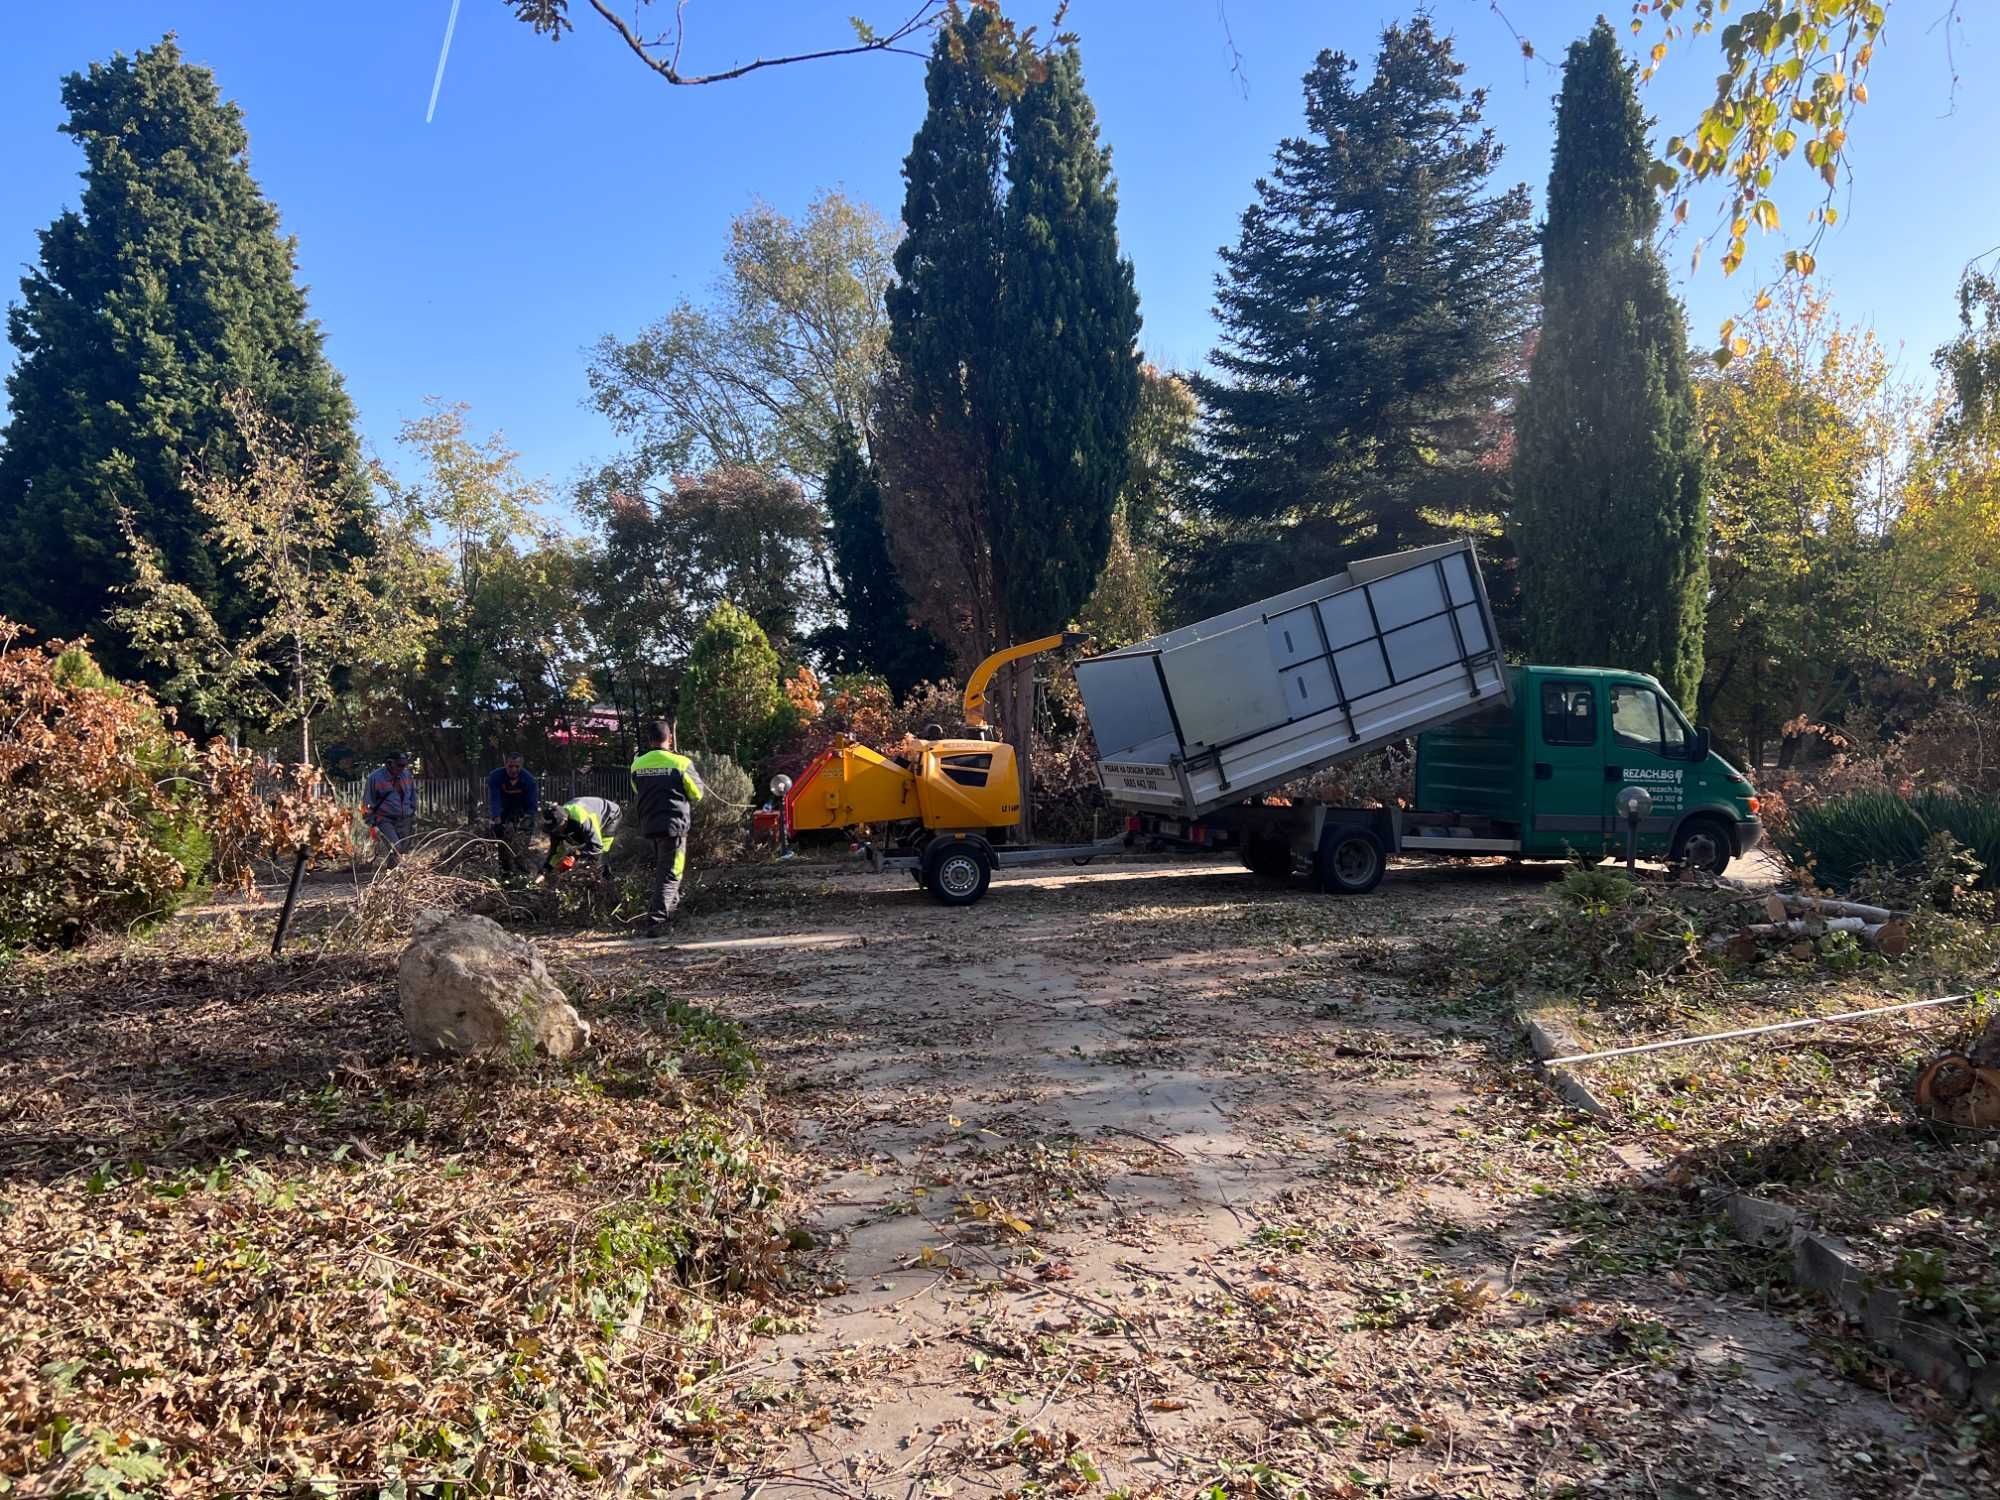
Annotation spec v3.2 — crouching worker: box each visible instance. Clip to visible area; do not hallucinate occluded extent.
[540,796,621,877]
[631,720,704,936]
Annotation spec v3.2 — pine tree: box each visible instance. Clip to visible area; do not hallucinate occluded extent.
[1191,18,1536,598]
[814,421,952,695]
[991,46,1141,641]
[1512,21,1707,707]
[0,36,366,683]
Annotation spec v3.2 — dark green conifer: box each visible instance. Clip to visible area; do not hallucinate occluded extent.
[0,36,366,679]
[991,46,1141,638]
[1512,20,1707,706]
[1191,18,1537,605]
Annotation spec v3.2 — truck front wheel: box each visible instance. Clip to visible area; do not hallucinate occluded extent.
[1316,827,1386,895]
[1671,817,1733,877]
[925,845,992,906]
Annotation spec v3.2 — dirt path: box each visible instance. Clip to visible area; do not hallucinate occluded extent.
[566,857,1962,1498]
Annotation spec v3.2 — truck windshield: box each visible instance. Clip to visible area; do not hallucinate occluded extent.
[1611,684,1691,758]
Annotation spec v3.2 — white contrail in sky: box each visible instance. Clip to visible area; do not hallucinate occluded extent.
[426,0,464,123]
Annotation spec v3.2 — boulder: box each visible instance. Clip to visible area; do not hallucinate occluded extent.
[397,911,588,1060]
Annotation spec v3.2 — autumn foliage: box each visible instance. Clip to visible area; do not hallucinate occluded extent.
[0,622,348,948]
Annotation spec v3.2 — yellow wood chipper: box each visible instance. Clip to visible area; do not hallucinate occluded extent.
[782,632,1119,904]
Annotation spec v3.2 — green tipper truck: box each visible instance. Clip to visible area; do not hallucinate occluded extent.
[1079,542,1761,893]
[1410,665,1762,875]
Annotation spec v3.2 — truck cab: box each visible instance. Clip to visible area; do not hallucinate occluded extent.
[1414,665,1761,873]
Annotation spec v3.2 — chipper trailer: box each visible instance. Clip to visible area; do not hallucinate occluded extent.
[786,539,1762,905]
[782,632,1127,905]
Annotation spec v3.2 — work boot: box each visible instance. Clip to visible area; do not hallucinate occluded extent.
[643,919,669,940]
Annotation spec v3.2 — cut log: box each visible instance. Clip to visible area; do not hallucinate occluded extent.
[1748,916,1867,938]
[1782,894,1904,923]
[1914,1055,2000,1128]
[1760,893,1790,924]
[1868,918,1911,958]
[1747,915,1910,954]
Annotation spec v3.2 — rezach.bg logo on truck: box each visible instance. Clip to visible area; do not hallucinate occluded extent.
[1620,768,1684,784]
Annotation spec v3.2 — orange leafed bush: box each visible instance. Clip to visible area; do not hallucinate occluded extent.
[192,738,353,885]
[0,622,349,948]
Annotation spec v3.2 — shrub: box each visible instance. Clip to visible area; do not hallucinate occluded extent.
[688,750,754,866]
[678,603,791,767]
[1777,788,2000,893]
[1,630,206,945]
[0,623,352,948]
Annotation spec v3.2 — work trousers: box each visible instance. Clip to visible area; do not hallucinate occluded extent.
[647,830,690,924]
[371,814,415,868]
[494,814,535,874]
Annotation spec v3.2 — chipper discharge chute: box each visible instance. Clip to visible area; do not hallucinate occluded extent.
[784,632,1111,905]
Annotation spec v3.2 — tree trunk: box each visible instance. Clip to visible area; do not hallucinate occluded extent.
[1006,660,1036,844]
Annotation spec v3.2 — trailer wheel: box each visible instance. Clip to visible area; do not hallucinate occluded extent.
[1242,833,1293,880]
[1316,827,1386,895]
[1671,816,1733,878]
[925,845,991,906]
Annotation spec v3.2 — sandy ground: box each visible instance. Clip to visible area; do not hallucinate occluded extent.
[543,851,1965,1499]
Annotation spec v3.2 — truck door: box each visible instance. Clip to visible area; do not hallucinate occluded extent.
[1527,678,1608,856]
[1602,682,1692,847]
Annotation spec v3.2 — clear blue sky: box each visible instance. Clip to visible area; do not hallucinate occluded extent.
[3,1,1995,501]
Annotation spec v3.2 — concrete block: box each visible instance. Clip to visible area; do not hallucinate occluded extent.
[1724,1192,1798,1247]
[1524,1016,1566,1062]
[1519,1010,1610,1117]
[1792,1229,1867,1318]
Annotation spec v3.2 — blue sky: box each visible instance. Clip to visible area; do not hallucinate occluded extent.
[3,1,1995,503]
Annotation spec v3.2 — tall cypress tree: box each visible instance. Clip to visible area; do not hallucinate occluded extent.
[0,36,366,681]
[814,421,953,695]
[884,10,1006,445]
[1512,21,1706,707]
[1191,18,1536,603]
[991,47,1141,642]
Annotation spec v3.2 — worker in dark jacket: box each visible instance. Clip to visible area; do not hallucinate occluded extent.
[486,753,540,873]
[630,720,704,934]
[540,796,621,875]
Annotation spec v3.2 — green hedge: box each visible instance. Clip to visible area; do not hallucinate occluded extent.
[1776,790,2000,890]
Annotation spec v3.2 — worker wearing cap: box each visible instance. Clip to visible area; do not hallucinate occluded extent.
[363,751,418,868]
[540,795,621,875]
[630,719,704,935]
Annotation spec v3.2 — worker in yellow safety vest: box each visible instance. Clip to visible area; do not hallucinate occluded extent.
[630,720,704,936]
[540,796,620,876]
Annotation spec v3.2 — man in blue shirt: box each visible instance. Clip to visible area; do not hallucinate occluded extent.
[486,753,540,874]
[363,751,418,868]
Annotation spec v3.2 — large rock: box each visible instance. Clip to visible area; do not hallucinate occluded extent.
[397,911,589,1060]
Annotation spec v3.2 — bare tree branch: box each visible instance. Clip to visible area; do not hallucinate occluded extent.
[577,0,939,86]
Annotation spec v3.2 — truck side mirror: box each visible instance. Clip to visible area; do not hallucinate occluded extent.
[1691,726,1712,761]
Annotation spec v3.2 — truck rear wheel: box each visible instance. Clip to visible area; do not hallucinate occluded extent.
[1242,833,1293,880]
[925,845,991,906]
[1671,816,1733,878]
[1316,827,1386,895]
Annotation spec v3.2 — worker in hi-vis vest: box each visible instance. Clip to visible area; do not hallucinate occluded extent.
[540,796,621,875]
[630,719,704,935]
